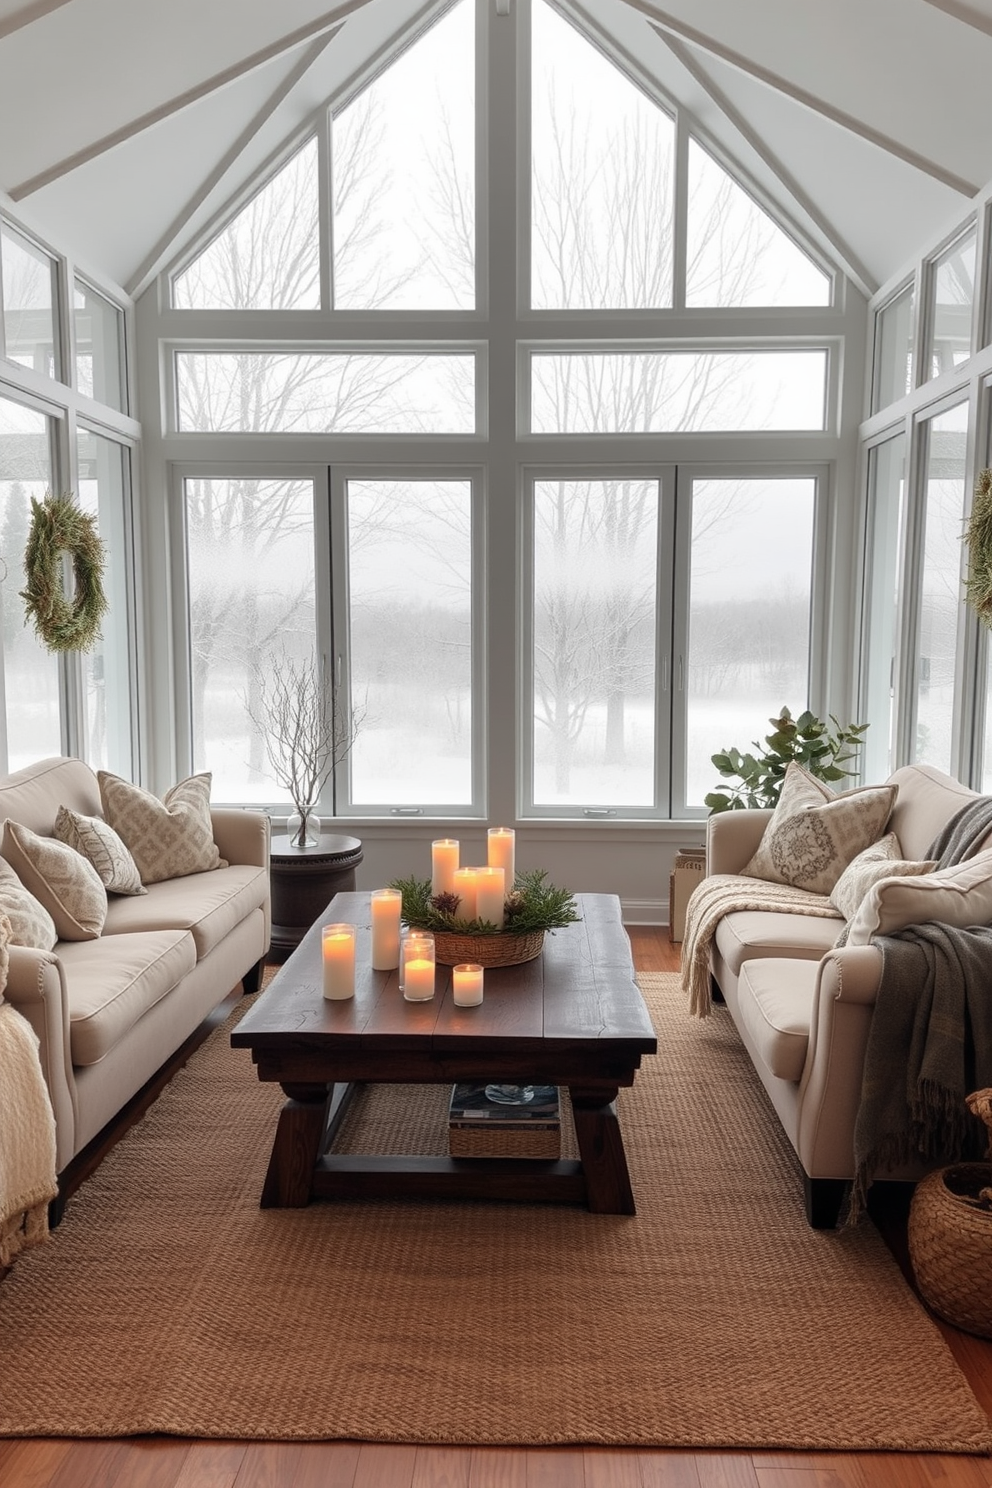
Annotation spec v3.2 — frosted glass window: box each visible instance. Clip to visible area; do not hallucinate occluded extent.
[0,395,60,766]
[332,2,474,310]
[176,353,475,434]
[74,280,125,411]
[861,435,907,784]
[184,478,316,803]
[928,228,976,380]
[872,283,914,412]
[532,351,827,433]
[531,480,658,807]
[686,141,830,307]
[531,0,674,309]
[346,480,473,806]
[685,478,814,808]
[915,403,968,773]
[76,431,132,774]
[173,141,320,310]
[1,225,58,381]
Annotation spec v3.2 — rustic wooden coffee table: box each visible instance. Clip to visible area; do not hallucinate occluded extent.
[232,892,657,1214]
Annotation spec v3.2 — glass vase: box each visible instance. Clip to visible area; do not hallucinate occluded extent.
[286,807,321,849]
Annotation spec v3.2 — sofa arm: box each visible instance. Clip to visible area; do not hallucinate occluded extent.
[211,808,270,869]
[4,946,76,1171]
[705,808,773,876]
[795,944,882,1177]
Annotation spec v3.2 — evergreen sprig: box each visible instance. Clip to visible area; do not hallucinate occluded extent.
[390,867,580,936]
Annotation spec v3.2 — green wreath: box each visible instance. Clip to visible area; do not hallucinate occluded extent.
[965,469,992,630]
[20,493,109,653]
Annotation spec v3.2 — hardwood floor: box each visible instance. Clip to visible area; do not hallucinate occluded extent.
[3,927,991,1488]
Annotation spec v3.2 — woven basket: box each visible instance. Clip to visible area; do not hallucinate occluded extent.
[432,929,545,968]
[908,1162,992,1338]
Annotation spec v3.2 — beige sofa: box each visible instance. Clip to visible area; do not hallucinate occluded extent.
[704,762,989,1227]
[0,756,270,1219]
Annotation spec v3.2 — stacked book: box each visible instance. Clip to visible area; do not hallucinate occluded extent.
[448,1082,561,1159]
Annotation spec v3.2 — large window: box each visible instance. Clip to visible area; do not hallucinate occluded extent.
[0,225,59,383]
[914,402,969,773]
[860,434,907,784]
[77,429,133,775]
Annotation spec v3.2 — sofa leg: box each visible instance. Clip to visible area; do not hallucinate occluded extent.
[241,957,265,995]
[710,974,725,1005]
[804,1174,847,1229]
[48,1185,67,1230]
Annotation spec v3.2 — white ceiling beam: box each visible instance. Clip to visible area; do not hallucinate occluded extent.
[0,0,74,43]
[615,0,980,197]
[659,32,877,297]
[125,33,337,299]
[10,0,369,200]
[920,0,992,38]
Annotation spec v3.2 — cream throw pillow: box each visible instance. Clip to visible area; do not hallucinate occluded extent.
[742,762,897,896]
[0,855,57,950]
[98,771,227,885]
[847,847,992,946]
[1,820,107,941]
[828,833,937,922]
[54,805,146,896]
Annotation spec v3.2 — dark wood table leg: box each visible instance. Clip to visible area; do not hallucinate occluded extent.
[568,1083,636,1215]
[260,1081,336,1208]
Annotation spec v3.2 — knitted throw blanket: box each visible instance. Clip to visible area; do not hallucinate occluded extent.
[680,874,841,1017]
[0,1001,57,1266]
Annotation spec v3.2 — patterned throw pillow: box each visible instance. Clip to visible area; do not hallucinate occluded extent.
[54,805,146,896]
[0,820,108,941]
[828,833,937,922]
[847,847,992,946]
[97,771,227,885]
[742,762,897,897]
[0,855,58,950]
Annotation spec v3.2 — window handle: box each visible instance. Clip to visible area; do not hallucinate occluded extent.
[583,808,617,818]
[390,807,424,815]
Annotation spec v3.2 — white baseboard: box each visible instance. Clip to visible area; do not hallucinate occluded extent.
[620,897,666,926]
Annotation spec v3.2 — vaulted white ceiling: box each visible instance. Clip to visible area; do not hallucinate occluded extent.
[1,0,989,301]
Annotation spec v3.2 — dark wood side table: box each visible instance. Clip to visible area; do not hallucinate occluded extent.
[269,833,364,957]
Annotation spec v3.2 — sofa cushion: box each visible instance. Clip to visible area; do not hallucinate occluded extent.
[829,833,937,922]
[1,820,107,940]
[714,908,842,976]
[101,864,269,960]
[54,806,146,896]
[737,958,819,1082]
[742,763,896,895]
[0,857,57,950]
[98,772,228,885]
[57,929,197,1066]
[847,847,992,946]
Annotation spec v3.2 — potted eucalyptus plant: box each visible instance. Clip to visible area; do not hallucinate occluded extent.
[705,706,868,813]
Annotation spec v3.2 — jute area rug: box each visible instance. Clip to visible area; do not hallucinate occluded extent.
[1,972,990,1452]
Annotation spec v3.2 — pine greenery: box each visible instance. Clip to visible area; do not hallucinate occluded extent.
[390,867,580,936]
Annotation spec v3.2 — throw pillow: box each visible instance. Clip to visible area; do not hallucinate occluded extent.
[0,820,107,941]
[97,771,227,885]
[829,833,938,922]
[847,847,992,946]
[53,805,146,896]
[0,856,57,950]
[742,762,897,896]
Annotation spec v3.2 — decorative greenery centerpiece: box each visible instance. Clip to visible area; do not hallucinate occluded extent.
[21,492,108,654]
[390,868,580,967]
[705,706,868,813]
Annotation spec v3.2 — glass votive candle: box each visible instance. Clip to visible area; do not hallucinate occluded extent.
[452,963,484,1006]
[401,932,435,1002]
[370,888,402,970]
[322,923,356,1000]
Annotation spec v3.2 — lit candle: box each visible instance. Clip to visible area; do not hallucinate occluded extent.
[322,923,356,1000]
[453,963,484,1006]
[432,839,460,897]
[452,867,478,921]
[474,865,505,926]
[370,888,402,970]
[401,932,435,1002]
[487,827,515,888]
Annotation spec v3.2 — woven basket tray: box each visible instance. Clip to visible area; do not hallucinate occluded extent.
[908,1162,992,1338]
[432,929,545,968]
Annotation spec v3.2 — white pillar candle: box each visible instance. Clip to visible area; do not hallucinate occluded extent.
[431,839,460,897]
[487,827,515,888]
[370,888,402,970]
[474,865,505,926]
[401,932,435,1002]
[322,923,356,1000]
[453,963,484,1006]
[452,867,478,921]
